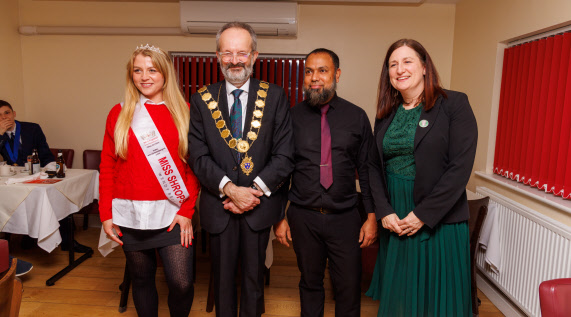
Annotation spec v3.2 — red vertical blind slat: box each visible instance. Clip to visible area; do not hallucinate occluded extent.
[510,45,525,178]
[530,38,552,187]
[262,59,268,82]
[269,59,276,84]
[519,41,537,182]
[255,59,261,80]
[213,59,219,83]
[184,57,190,100]
[190,57,197,95]
[512,43,532,181]
[205,58,211,87]
[277,59,283,86]
[198,57,204,90]
[289,60,297,108]
[525,40,545,186]
[284,59,291,107]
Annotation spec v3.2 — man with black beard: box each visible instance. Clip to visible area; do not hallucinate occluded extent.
[188,22,294,317]
[274,48,377,316]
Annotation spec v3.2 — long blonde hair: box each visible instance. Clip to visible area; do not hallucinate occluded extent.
[115,45,190,162]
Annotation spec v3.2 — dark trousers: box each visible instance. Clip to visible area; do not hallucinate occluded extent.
[288,204,362,317]
[210,215,270,317]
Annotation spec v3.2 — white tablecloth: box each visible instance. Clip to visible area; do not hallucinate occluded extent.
[1,169,99,252]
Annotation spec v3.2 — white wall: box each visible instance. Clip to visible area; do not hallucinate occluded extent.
[14,0,456,168]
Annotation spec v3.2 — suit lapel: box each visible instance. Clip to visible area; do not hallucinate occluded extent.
[414,96,442,150]
[208,81,240,165]
[217,83,231,128]
[242,78,259,140]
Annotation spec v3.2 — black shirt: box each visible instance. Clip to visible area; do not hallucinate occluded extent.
[289,94,374,213]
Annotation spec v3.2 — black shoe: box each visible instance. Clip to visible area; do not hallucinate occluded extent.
[60,240,92,253]
[9,255,33,277]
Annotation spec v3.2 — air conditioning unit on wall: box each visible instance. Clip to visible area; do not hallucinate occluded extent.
[180,1,298,37]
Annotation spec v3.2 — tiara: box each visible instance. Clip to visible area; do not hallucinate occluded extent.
[136,44,161,53]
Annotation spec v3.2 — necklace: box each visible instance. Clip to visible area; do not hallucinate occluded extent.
[198,81,270,175]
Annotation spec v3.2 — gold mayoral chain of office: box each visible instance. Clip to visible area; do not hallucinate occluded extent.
[198,81,269,176]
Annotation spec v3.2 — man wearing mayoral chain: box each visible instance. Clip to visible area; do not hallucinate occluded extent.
[188,22,294,317]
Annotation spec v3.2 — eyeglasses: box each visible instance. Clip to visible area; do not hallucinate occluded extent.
[218,51,253,62]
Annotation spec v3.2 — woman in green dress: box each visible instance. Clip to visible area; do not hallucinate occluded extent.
[366,39,477,316]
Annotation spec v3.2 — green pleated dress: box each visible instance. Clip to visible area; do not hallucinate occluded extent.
[366,105,472,317]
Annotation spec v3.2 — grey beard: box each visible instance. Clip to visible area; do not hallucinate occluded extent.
[303,82,337,107]
[220,61,253,86]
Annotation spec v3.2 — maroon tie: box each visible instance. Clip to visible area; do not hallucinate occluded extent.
[320,104,333,189]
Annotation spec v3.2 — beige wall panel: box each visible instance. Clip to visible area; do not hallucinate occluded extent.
[1,0,25,116]
[18,2,455,168]
[19,0,179,27]
[452,0,571,225]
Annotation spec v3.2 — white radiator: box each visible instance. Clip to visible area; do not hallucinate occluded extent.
[475,187,571,316]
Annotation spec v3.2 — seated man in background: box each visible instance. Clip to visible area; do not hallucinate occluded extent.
[0,99,91,253]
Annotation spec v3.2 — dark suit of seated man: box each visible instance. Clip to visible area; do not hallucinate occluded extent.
[0,99,91,253]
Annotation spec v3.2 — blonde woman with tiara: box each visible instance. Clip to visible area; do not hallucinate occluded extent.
[99,44,200,317]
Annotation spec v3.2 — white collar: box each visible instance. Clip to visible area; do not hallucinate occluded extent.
[140,95,166,106]
[225,78,250,96]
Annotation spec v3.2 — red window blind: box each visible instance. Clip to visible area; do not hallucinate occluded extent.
[172,54,305,108]
[494,32,571,199]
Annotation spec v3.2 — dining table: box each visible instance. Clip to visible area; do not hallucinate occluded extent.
[0,166,99,285]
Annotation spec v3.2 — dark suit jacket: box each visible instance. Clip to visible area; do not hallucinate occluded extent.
[369,89,478,228]
[0,121,55,167]
[189,78,294,234]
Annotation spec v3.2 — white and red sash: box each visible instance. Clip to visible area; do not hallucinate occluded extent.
[127,101,189,206]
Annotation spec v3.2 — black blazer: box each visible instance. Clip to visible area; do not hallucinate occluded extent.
[369,89,478,228]
[188,79,294,234]
[0,121,55,167]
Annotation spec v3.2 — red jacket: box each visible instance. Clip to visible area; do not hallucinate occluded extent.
[99,103,200,222]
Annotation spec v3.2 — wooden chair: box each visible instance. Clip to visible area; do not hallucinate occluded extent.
[468,196,489,317]
[80,150,102,229]
[0,258,23,317]
[49,148,75,168]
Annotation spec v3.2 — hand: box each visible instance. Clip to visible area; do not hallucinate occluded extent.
[169,214,193,248]
[397,211,424,236]
[274,219,292,247]
[223,182,263,211]
[0,118,14,135]
[102,219,123,245]
[381,213,402,234]
[359,213,378,248]
[222,198,244,214]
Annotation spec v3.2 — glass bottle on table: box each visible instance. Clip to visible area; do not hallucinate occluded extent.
[31,149,40,174]
[27,155,33,175]
[56,150,65,178]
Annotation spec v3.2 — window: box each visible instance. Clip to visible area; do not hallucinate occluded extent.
[493,31,571,199]
[171,53,305,107]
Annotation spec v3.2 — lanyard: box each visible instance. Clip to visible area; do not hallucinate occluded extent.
[4,121,20,163]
